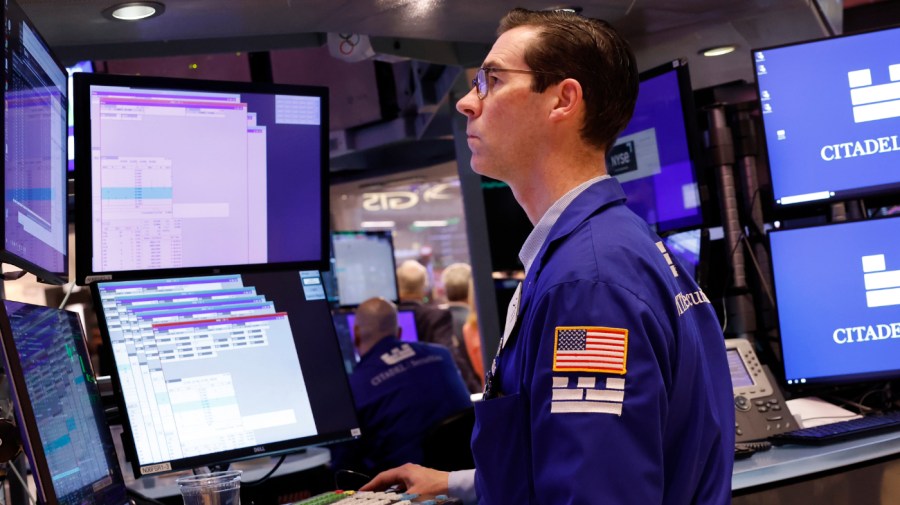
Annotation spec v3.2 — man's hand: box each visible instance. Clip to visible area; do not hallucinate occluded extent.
[360,463,449,495]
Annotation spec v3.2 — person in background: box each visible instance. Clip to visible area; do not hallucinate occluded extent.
[461,278,484,386]
[397,260,481,393]
[329,297,472,475]
[363,8,734,504]
[439,263,483,388]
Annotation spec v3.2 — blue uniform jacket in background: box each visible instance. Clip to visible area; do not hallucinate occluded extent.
[332,337,472,474]
[472,178,735,504]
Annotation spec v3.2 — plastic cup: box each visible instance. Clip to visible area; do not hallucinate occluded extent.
[176,470,242,505]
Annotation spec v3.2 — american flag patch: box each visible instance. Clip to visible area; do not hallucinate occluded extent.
[553,326,628,374]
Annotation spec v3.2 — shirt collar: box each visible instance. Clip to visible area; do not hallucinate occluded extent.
[518,174,610,275]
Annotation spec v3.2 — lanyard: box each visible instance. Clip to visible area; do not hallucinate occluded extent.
[483,282,522,400]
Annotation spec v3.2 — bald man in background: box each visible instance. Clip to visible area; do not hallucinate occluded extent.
[329,297,472,475]
[397,260,482,393]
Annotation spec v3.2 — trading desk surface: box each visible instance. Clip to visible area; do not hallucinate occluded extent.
[733,429,900,491]
[112,425,331,499]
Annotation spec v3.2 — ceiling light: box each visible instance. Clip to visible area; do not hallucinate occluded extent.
[103,2,165,21]
[361,221,396,229]
[412,220,450,228]
[700,45,737,57]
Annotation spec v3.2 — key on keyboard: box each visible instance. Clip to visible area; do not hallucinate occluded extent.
[292,490,458,505]
[770,411,900,445]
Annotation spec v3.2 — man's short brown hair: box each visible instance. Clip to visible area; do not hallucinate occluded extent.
[499,8,639,153]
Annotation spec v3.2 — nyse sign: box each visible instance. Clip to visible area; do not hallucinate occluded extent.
[362,184,452,212]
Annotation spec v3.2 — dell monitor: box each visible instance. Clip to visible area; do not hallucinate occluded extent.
[2,0,69,284]
[73,73,329,285]
[0,300,130,505]
[753,26,900,208]
[607,59,704,233]
[770,216,900,387]
[92,270,359,476]
[331,231,399,307]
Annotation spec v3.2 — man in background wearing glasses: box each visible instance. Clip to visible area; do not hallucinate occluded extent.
[363,8,734,504]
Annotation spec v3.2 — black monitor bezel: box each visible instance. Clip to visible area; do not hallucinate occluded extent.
[0,300,128,504]
[768,215,900,390]
[90,272,361,477]
[73,72,330,285]
[751,25,900,214]
[627,58,709,234]
[331,230,400,308]
[1,0,69,285]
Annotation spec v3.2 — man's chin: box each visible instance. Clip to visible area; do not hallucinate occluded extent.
[469,159,494,178]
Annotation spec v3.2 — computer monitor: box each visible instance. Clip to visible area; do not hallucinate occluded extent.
[330,311,358,374]
[331,231,399,307]
[346,309,419,344]
[72,73,330,285]
[0,300,130,505]
[332,308,419,372]
[769,216,900,387]
[608,59,704,233]
[92,270,360,476]
[753,26,900,208]
[481,177,532,272]
[2,0,69,284]
[662,228,702,281]
[66,61,93,173]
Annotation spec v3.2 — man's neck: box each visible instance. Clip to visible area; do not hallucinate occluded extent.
[357,334,396,358]
[510,149,607,224]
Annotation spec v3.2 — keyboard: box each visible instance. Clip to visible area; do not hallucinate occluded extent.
[293,490,459,505]
[769,411,900,445]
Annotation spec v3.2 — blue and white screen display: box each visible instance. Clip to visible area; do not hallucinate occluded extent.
[754,27,900,206]
[770,216,900,385]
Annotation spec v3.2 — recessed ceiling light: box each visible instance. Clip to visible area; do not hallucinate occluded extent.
[700,45,737,57]
[103,2,165,21]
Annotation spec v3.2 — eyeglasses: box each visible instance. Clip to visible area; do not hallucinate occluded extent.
[471,67,564,100]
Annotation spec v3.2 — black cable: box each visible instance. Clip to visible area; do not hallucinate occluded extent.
[242,454,287,488]
[334,469,372,491]
[740,234,775,309]
[857,383,893,412]
[716,223,747,333]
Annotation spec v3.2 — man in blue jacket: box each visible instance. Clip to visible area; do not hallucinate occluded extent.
[330,297,472,475]
[363,7,734,504]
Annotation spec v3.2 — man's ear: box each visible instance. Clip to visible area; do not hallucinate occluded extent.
[548,78,583,122]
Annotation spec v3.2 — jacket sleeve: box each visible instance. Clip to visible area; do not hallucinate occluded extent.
[526,279,674,505]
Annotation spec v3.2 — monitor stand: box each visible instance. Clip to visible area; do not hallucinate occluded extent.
[112,426,329,500]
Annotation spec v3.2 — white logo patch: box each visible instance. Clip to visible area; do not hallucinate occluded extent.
[380,343,416,365]
[550,376,625,416]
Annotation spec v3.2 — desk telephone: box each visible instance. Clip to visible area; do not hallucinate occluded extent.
[726,338,794,442]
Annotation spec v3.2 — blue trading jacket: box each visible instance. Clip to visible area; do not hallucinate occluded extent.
[472,178,734,504]
[334,337,472,474]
